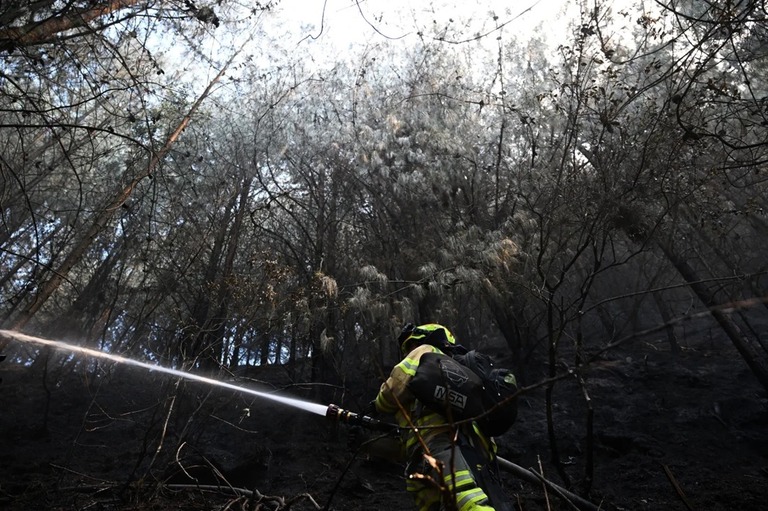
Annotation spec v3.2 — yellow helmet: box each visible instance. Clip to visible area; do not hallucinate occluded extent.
[397,323,456,354]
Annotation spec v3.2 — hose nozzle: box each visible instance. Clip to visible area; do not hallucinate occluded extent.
[326,404,397,433]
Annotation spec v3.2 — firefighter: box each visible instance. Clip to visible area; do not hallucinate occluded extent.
[374,323,510,511]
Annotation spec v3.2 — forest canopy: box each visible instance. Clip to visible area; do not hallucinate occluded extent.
[1,0,767,394]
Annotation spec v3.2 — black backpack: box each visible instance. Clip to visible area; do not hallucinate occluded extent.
[408,350,518,437]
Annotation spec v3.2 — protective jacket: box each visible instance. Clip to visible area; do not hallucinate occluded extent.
[375,344,501,511]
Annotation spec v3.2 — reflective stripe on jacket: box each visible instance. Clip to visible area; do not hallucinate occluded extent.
[375,344,457,452]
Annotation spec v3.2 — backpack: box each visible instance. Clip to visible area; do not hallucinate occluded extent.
[408,350,518,437]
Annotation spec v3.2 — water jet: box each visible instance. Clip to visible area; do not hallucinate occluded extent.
[0,329,329,416]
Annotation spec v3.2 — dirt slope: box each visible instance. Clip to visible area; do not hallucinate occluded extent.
[0,334,766,510]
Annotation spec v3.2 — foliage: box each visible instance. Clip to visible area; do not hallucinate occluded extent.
[1,0,767,401]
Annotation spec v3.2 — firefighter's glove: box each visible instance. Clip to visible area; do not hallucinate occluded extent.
[365,400,378,417]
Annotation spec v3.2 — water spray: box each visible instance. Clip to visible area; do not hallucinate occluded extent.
[0,330,380,425]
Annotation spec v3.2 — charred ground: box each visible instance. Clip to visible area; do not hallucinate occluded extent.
[0,332,766,511]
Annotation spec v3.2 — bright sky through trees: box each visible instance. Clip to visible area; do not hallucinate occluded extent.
[162,0,647,90]
[270,0,577,57]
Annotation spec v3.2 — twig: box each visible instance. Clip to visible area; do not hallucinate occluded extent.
[286,492,321,509]
[576,371,594,494]
[144,378,179,478]
[174,442,197,482]
[538,455,552,510]
[495,457,601,511]
[49,464,115,484]
[166,484,253,496]
[322,431,398,511]
[211,413,261,433]
[662,464,695,511]
[165,485,321,510]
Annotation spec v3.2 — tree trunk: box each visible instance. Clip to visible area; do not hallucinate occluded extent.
[486,291,525,379]
[210,178,251,368]
[1,47,243,343]
[185,199,231,366]
[228,322,246,369]
[657,240,768,392]
[651,289,680,355]
[0,222,64,320]
[259,335,271,365]
[0,0,143,51]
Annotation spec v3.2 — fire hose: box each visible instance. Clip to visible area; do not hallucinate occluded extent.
[326,404,601,511]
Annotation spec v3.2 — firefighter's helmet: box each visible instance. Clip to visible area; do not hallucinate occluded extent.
[397,323,456,354]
